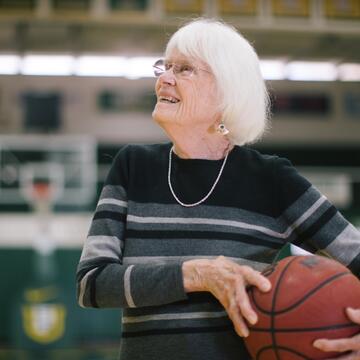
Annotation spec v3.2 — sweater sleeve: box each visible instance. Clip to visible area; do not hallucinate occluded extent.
[76,146,188,308]
[275,157,360,277]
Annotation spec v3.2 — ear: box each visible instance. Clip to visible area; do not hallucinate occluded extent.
[208,121,219,134]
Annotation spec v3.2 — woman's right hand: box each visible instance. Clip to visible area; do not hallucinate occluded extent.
[182,256,271,337]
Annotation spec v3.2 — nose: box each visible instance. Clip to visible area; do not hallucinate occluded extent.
[158,68,176,86]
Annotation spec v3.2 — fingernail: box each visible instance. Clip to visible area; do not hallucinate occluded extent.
[243,329,249,338]
[313,340,323,349]
[248,314,257,325]
[263,281,271,291]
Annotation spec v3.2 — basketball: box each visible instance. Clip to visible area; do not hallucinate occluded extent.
[245,255,360,360]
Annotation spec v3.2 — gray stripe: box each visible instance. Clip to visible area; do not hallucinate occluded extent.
[128,201,281,231]
[279,195,327,241]
[325,223,360,266]
[127,188,327,241]
[128,215,285,238]
[127,195,326,241]
[289,199,332,236]
[124,265,136,308]
[96,202,127,214]
[98,198,128,208]
[79,268,97,308]
[122,311,228,324]
[281,186,324,224]
[123,237,279,262]
[123,256,269,272]
[126,220,287,245]
[88,218,125,238]
[100,184,127,201]
[285,195,327,235]
[80,235,123,262]
[124,186,329,237]
[307,211,348,250]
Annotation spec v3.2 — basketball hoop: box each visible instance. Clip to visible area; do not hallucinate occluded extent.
[32,182,51,199]
[30,182,53,214]
[19,163,62,213]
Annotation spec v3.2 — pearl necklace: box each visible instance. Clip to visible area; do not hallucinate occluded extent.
[167,146,229,207]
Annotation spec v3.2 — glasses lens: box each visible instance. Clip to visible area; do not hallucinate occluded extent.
[153,59,165,77]
[177,64,194,77]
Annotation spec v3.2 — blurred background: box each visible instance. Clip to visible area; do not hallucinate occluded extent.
[0,0,359,359]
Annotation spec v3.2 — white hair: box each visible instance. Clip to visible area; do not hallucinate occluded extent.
[165,18,270,145]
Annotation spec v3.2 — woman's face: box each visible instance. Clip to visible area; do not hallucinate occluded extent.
[152,49,221,130]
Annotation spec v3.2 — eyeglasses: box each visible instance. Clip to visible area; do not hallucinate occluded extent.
[152,59,211,78]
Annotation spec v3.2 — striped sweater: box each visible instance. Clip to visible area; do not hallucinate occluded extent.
[76,143,360,360]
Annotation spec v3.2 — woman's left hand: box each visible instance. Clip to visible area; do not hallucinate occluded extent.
[313,307,360,360]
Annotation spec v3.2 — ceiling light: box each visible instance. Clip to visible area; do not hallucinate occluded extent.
[125,57,159,79]
[21,54,74,76]
[338,63,360,81]
[259,60,286,80]
[286,61,338,81]
[74,56,126,77]
[0,54,21,75]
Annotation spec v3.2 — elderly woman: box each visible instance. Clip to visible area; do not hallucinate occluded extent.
[77,19,360,360]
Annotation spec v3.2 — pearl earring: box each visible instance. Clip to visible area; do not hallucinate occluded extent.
[217,123,229,135]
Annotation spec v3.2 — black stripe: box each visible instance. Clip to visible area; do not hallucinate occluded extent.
[293,206,338,246]
[124,293,223,318]
[126,230,283,248]
[176,292,221,305]
[93,211,126,222]
[348,253,360,279]
[89,264,108,308]
[77,257,121,282]
[122,324,234,338]
[125,293,222,317]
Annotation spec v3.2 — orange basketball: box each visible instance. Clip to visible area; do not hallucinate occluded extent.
[245,255,360,360]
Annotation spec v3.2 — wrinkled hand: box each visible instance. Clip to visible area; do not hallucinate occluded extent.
[313,308,360,360]
[182,256,271,338]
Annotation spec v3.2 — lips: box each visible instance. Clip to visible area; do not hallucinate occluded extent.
[158,92,180,104]
[159,96,179,104]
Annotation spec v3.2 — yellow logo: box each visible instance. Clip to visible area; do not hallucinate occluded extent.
[22,303,66,343]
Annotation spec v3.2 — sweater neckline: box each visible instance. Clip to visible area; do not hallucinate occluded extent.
[169,144,238,164]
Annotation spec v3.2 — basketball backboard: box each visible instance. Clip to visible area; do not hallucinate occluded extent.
[0,135,97,210]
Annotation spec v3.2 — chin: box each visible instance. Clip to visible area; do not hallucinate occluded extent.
[152,106,176,125]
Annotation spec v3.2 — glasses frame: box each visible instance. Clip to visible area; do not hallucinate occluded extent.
[152,59,211,78]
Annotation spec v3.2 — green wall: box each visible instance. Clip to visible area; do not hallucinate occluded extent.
[0,248,121,346]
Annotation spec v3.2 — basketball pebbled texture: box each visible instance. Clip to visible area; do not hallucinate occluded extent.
[244,255,360,360]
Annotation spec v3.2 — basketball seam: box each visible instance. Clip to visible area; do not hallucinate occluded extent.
[256,344,312,360]
[250,323,359,332]
[249,257,357,360]
[251,271,350,316]
[270,256,298,360]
